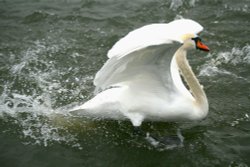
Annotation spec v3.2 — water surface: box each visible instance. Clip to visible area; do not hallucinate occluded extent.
[1,0,250,166]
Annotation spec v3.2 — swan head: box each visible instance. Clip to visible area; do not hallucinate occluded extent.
[181,34,210,52]
[168,19,209,52]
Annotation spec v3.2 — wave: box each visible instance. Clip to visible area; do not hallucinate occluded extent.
[199,45,250,77]
[224,3,250,13]
[23,10,58,24]
[170,0,198,11]
[215,45,250,65]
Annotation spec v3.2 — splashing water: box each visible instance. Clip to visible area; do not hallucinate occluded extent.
[170,0,198,11]
[145,129,184,151]
[0,36,88,148]
[199,45,250,78]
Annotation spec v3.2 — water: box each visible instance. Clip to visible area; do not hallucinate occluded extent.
[1,0,250,166]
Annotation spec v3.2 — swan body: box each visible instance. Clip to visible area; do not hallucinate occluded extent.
[70,19,209,126]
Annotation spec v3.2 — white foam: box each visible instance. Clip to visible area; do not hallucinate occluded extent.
[170,0,183,10]
[170,0,198,10]
[145,129,184,151]
[230,113,250,127]
[224,3,249,13]
[0,38,85,148]
[199,61,233,77]
[199,45,250,77]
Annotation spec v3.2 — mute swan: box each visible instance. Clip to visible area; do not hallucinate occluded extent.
[70,19,210,127]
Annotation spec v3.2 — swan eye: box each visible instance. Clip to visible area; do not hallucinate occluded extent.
[191,37,202,42]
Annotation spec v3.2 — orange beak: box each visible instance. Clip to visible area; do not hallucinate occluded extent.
[196,40,210,52]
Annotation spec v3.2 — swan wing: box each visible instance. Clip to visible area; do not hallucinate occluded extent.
[94,43,180,94]
[107,19,203,59]
[94,19,203,92]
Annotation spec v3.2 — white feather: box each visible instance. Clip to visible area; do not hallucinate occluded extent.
[107,19,203,59]
[70,19,205,126]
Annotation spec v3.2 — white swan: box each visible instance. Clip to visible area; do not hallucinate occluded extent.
[70,19,210,127]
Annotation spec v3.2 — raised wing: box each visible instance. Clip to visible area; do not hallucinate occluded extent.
[94,43,180,93]
[94,19,203,93]
[107,19,203,59]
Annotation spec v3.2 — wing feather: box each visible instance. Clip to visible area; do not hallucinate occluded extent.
[107,19,203,59]
[94,19,203,94]
[94,44,180,93]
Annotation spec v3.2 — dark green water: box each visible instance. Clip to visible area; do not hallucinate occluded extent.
[1,0,250,166]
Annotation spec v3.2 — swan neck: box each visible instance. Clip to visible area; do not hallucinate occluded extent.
[174,47,208,112]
